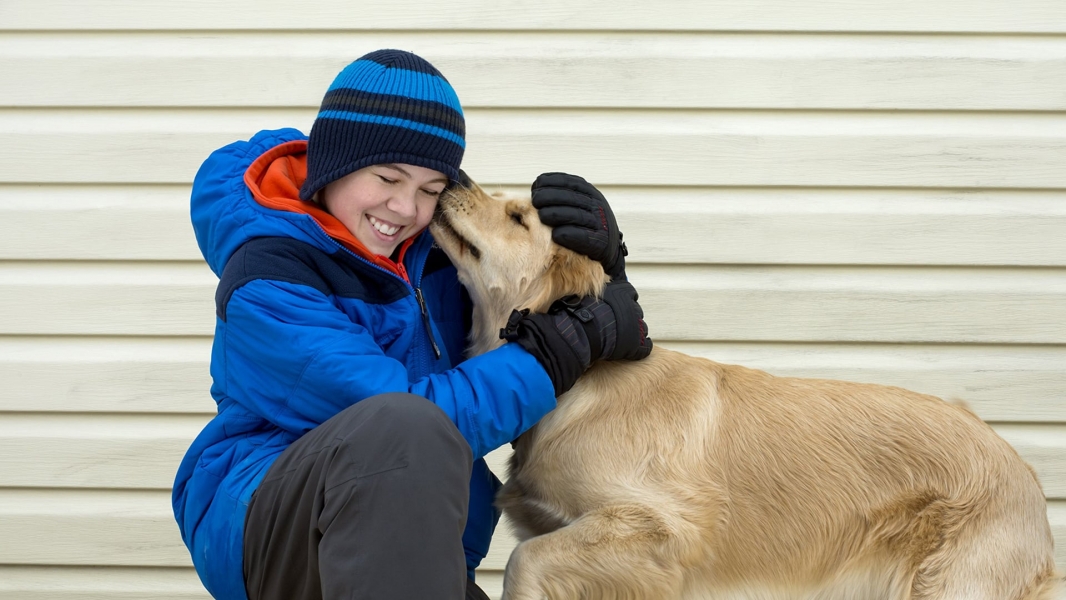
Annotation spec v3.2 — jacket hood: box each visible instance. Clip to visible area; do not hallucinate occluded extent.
[191,128,416,279]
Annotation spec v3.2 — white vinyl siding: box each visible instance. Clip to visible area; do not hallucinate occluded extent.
[2,0,1065,32]
[1,2,1064,599]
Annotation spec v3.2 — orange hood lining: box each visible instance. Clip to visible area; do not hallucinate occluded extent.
[243,140,415,282]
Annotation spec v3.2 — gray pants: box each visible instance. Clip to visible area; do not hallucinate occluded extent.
[243,393,488,600]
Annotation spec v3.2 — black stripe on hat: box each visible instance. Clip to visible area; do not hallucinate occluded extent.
[319,88,465,138]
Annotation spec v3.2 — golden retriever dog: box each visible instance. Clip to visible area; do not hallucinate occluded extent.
[430,179,1060,600]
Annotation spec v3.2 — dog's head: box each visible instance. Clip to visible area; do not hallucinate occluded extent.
[430,177,608,349]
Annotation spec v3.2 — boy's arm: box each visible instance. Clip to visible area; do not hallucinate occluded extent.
[222,276,556,460]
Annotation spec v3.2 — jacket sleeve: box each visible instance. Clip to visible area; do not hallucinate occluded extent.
[222,277,556,460]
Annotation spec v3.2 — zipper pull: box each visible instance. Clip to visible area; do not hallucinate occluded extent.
[414,287,442,360]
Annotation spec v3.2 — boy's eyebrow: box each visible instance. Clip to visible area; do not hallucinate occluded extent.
[380,163,448,185]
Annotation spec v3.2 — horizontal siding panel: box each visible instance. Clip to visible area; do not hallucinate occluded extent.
[0,262,217,336]
[630,265,1066,343]
[0,337,214,414]
[2,0,1065,32]
[2,338,1063,422]
[4,262,1065,343]
[0,491,1063,575]
[0,414,1062,495]
[3,110,1066,188]
[5,33,1066,110]
[617,189,1066,267]
[0,415,207,489]
[4,185,1066,267]
[0,566,209,600]
[0,490,188,566]
[0,185,200,261]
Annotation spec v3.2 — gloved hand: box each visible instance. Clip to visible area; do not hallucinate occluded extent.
[501,280,652,396]
[532,172,628,280]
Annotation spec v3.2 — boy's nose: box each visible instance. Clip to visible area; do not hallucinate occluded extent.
[388,191,418,220]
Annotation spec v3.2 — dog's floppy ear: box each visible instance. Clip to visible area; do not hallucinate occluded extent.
[526,247,609,313]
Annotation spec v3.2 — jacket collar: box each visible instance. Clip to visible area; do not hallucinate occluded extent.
[243,139,418,282]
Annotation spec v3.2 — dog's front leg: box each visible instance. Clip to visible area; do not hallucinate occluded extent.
[501,503,691,600]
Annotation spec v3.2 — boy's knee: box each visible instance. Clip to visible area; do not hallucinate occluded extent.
[339,393,472,466]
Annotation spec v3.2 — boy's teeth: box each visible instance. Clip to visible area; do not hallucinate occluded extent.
[369,216,400,236]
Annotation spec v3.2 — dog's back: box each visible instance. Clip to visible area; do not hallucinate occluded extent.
[428,182,1059,599]
[501,347,1060,599]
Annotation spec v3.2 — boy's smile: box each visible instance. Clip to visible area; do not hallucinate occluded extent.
[321,163,448,258]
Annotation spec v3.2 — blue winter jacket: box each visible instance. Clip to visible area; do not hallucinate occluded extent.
[172,128,557,600]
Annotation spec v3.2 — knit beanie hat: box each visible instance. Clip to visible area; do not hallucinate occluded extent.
[299,49,466,201]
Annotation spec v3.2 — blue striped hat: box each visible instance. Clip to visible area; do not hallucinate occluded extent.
[299,49,465,201]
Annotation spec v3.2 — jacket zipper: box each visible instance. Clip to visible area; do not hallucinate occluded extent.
[306,220,443,364]
[414,287,442,360]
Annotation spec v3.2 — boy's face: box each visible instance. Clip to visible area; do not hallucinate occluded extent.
[322,163,448,258]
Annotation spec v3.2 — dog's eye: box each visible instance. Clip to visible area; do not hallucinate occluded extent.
[510,212,524,225]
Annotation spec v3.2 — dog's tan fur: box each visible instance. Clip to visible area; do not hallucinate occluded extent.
[430,181,1061,600]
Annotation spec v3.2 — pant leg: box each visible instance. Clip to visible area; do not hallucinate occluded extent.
[243,393,474,600]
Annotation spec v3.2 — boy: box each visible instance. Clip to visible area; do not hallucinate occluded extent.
[173,48,651,600]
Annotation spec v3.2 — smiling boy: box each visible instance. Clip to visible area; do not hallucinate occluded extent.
[172,49,651,600]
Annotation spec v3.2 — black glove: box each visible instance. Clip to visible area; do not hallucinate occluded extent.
[532,172,628,280]
[501,280,652,396]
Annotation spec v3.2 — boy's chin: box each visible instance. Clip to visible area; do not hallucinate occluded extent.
[369,238,409,260]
